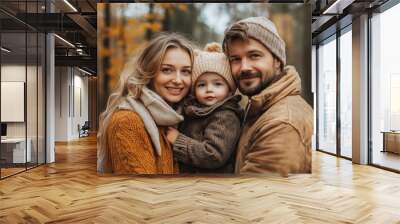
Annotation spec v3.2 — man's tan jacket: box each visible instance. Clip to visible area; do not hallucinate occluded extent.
[235,66,313,176]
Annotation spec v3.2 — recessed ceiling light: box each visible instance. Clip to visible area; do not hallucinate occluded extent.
[63,0,78,12]
[54,34,75,48]
[322,0,354,15]
[1,47,11,53]
[77,67,93,76]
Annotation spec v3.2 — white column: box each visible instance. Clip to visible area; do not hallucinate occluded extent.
[45,0,56,163]
[46,32,55,163]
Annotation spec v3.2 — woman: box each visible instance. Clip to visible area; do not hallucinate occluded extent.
[97,33,194,174]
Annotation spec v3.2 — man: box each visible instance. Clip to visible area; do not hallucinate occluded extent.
[222,17,313,176]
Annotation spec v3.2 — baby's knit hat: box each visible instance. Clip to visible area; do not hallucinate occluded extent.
[224,17,286,66]
[192,43,236,92]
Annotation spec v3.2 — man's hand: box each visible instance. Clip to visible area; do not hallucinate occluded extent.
[166,127,179,144]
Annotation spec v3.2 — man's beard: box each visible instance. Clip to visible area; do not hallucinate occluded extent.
[237,71,273,97]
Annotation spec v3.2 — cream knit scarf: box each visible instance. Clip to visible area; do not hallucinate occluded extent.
[117,86,184,156]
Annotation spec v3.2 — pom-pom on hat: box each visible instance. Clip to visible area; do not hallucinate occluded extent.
[192,42,236,92]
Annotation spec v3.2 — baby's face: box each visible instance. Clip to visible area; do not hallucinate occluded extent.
[194,72,230,106]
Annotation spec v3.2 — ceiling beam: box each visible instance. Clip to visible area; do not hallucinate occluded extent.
[55,55,96,71]
[322,0,356,14]
[67,13,96,39]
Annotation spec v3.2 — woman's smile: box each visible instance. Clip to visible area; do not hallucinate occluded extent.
[165,86,184,95]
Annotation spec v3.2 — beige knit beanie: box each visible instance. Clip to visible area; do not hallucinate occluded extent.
[224,17,286,66]
[192,42,236,92]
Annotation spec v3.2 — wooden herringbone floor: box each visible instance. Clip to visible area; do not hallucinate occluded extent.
[1,135,400,223]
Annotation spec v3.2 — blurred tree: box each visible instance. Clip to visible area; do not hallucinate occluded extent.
[164,3,219,47]
[98,3,312,107]
[98,3,111,115]
[219,3,270,23]
[269,4,312,105]
[146,3,154,40]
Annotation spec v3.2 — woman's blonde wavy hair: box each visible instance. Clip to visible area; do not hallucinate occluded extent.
[97,32,194,173]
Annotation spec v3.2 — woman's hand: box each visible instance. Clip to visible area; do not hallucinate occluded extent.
[166,127,180,144]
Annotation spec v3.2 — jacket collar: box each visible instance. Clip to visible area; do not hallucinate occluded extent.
[184,94,243,118]
[247,66,301,118]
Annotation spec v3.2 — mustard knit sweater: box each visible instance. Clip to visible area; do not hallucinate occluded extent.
[106,110,178,174]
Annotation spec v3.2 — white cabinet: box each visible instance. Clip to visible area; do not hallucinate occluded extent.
[1,138,32,163]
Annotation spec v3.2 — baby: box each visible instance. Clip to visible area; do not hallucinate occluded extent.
[166,43,242,173]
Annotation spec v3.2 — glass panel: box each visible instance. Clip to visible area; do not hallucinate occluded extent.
[317,37,337,154]
[0,0,28,178]
[340,29,352,158]
[38,32,45,165]
[371,3,400,171]
[1,30,27,177]
[0,0,46,178]
[312,45,317,151]
[26,0,38,169]
[27,31,38,169]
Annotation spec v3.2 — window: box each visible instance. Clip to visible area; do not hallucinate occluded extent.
[370,2,400,171]
[317,36,337,154]
[339,28,352,158]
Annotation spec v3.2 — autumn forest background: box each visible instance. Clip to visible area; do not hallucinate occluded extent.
[97,3,312,112]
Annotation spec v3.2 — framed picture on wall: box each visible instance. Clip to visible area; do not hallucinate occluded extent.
[1,81,25,122]
[97,3,313,176]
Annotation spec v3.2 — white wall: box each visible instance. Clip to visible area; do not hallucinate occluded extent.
[76,71,89,139]
[55,66,69,141]
[55,67,89,141]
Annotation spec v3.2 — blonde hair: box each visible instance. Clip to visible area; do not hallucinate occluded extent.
[97,32,194,173]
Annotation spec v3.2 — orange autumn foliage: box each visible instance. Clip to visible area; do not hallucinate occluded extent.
[99,3,189,93]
